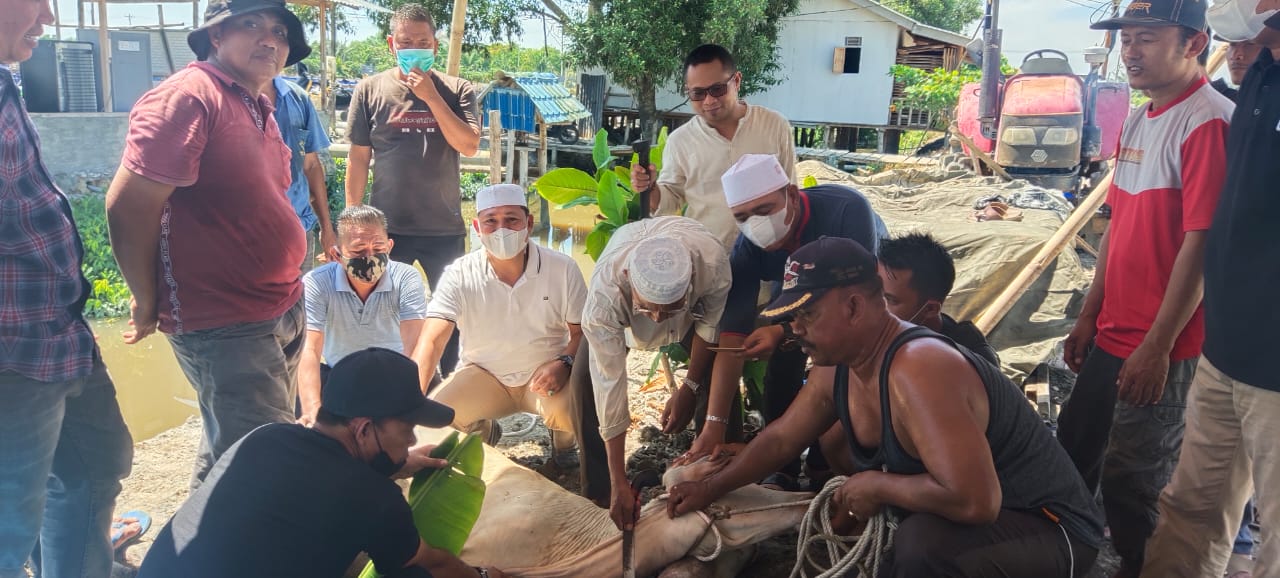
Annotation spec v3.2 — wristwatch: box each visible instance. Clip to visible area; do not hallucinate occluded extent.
[474,567,489,578]
[682,378,703,394]
[556,354,575,369]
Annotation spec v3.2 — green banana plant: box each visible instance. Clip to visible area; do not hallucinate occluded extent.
[358,431,486,578]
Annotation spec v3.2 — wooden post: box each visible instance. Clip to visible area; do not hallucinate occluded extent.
[53,0,61,39]
[505,128,516,184]
[317,2,327,126]
[975,171,1113,334]
[518,148,529,190]
[951,126,1012,181]
[538,120,550,230]
[488,110,502,185]
[79,0,85,30]
[192,0,198,32]
[446,0,467,77]
[97,0,112,112]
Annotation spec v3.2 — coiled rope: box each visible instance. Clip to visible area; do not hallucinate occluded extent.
[789,476,897,578]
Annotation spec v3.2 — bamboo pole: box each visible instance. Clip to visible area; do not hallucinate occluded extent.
[505,127,516,184]
[97,0,112,112]
[445,0,467,77]
[488,110,502,185]
[975,171,1112,335]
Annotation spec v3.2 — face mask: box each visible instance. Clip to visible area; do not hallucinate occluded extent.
[396,48,436,75]
[367,425,406,478]
[738,194,790,249]
[480,227,528,260]
[345,252,389,284]
[1208,0,1279,42]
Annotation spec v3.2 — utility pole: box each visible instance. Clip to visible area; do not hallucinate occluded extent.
[1100,0,1122,78]
[446,0,467,76]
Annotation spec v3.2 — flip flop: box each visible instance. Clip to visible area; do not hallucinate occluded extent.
[759,472,805,492]
[110,510,151,553]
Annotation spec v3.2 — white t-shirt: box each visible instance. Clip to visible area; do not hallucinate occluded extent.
[656,103,796,249]
[426,243,588,386]
[581,217,731,440]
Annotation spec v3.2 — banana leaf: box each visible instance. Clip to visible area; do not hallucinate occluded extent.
[358,431,486,578]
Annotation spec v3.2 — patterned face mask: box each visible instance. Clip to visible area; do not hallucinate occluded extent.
[344,252,389,284]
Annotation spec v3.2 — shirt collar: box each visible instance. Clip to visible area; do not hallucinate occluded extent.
[272,75,292,108]
[483,241,542,283]
[0,67,13,93]
[192,61,276,113]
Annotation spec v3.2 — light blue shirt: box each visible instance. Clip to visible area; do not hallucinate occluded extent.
[303,260,427,364]
[272,76,331,232]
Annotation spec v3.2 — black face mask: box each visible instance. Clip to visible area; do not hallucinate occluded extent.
[367,424,406,478]
[345,252,389,284]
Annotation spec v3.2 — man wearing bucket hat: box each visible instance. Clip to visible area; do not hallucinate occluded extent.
[346,4,482,382]
[1052,1,1233,574]
[666,237,1103,577]
[577,216,733,530]
[1140,3,1280,577]
[680,153,886,491]
[415,185,598,486]
[137,347,504,578]
[106,0,313,489]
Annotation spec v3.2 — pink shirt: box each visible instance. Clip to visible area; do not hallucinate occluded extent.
[123,62,305,334]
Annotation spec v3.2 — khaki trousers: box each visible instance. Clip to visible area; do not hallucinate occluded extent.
[1140,358,1280,578]
[429,364,576,451]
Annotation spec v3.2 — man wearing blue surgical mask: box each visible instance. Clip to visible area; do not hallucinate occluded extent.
[345,3,481,383]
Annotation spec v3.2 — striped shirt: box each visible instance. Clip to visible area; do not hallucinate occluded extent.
[0,68,97,382]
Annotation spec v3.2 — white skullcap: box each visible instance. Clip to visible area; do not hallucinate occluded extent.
[627,237,692,305]
[476,184,528,213]
[721,154,790,207]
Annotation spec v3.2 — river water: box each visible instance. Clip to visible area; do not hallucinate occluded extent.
[91,208,600,442]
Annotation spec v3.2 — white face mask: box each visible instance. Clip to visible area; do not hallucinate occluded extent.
[480,227,528,260]
[1209,0,1279,42]
[738,194,791,249]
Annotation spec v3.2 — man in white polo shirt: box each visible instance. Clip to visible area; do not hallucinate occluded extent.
[298,205,428,425]
[416,184,590,468]
[577,216,733,532]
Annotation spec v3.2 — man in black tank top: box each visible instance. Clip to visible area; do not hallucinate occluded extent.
[666,238,1104,577]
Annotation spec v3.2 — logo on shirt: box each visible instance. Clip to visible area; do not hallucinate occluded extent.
[1117,146,1145,165]
[388,103,440,134]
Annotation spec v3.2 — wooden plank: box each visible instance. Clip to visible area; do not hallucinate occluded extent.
[505,129,517,184]
[489,111,503,185]
[832,47,846,74]
[951,127,1013,181]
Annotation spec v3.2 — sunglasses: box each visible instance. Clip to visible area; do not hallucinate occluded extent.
[686,75,736,102]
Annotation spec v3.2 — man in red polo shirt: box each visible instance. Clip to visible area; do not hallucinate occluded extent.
[105,0,310,488]
[1056,0,1233,575]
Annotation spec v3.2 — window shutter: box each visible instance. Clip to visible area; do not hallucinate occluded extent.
[833,47,846,74]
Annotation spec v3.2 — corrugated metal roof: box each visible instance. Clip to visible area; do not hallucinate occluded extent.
[510,73,591,125]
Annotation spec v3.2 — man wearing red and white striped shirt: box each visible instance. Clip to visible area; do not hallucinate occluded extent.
[1056,0,1234,575]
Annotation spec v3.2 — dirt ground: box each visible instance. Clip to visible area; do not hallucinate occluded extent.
[113,348,1118,577]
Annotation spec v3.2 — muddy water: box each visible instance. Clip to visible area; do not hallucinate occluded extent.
[93,204,604,442]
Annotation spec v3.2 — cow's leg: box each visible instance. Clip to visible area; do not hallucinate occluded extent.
[656,546,755,578]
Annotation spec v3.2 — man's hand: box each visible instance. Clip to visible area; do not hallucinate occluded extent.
[319,228,340,264]
[832,472,882,523]
[394,444,450,479]
[479,568,505,578]
[296,403,319,427]
[1117,340,1171,407]
[528,359,570,397]
[123,297,158,344]
[610,482,639,531]
[405,69,444,105]
[674,425,725,466]
[630,162,655,193]
[665,479,716,518]
[742,325,785,360]
[1063,316,1097,374]
[660,383,697,434]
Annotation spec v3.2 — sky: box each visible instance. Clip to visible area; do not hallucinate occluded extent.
[50,0,1113,75]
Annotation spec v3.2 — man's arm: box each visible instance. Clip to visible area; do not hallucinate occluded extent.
[582,306,637,529]
[686,250,758,459]
[303,152,338,261]
[405,540,497,578]
[345,145,372,207]
[652,139,687,216]
[412,317,456,393]
[298,330,325,425]
[1064,227,1109,373]
[400,319,426,359]
[405,71,480,156]
[105,167,176,343]
[526,323,582,396]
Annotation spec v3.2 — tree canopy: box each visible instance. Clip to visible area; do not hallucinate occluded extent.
[882,0,983,33]
[368,0,535,47]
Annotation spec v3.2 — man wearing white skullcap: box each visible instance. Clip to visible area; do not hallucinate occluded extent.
[412,184,602,491]
[1141,3,1280,576]
[579,216,733,531]
[629,44,796,250]
[677,153,888,492]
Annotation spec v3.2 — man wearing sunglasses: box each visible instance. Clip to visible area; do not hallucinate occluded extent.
[577,217,733,532]
[629,44,796,250]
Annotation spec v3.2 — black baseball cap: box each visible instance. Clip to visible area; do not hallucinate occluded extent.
[321,348,454,427]
[760,236,879,322]
[188,0,312,67]
[1092,0,1208,30]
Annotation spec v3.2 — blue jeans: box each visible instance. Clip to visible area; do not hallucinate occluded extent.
[1235,498,1257,555]
[0,361,133,578]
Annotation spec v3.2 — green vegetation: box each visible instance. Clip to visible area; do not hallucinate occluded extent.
[882,0,983,33]
[69,195,131,319]
[890,59,1017,126]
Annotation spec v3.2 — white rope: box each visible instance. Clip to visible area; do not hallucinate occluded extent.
[788,476,897,578]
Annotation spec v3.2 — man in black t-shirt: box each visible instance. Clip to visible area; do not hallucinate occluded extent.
[878,232,1000,367]
[137,348,505,578]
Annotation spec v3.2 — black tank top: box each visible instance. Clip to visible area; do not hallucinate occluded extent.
[835,326,1104,547]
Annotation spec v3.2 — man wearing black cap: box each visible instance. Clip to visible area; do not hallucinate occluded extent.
[136,348,504,578]
[1055,0,1233,574]
[665,237,1103,577]
[106,0,314,489]
[1141,3,1280,577]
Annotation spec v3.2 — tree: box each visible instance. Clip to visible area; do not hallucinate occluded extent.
[889,57,1015,125]
[882,0,982,33]
[368,0,536,47]
[293,5,356,37]
[566,0,800,139]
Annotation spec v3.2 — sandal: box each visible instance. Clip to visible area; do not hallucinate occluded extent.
[110,510,151,554]
[759,472,805,492]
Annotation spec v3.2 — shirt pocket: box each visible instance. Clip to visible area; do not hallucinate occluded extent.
[295,127,311,155]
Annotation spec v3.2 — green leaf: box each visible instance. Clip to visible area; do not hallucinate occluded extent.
[660,342,690,365]
[535,168,600,206]
[585,222,618,261]
[742,359,768,413]
[561,195,600,209]
[652,125,669,174]
[593,128,612,171]
[613,165,634,192]
[597,172,628,225]
[801,175,818,189]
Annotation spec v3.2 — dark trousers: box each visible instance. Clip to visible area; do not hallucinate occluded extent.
[764,346,828,478]
[1055,346,1196,570]
[388,233,465,379]
[881,510,1098,578]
